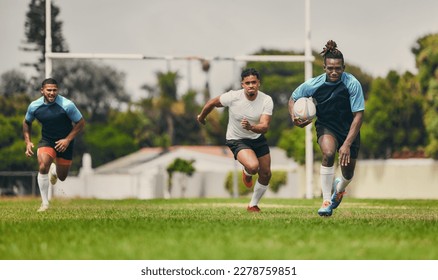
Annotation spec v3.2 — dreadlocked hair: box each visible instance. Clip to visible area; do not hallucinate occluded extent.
[320,40,344,64]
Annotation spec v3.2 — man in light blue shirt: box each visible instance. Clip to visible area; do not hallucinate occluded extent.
[23,78,85,212]
[289,40,365,217]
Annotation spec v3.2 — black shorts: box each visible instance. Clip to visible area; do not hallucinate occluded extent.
[226,134,270,160]
[38,138,75,160]
[316,125,360,159]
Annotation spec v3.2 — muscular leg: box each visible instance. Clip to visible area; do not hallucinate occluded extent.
[54,161,72,181]
[336,159,356,192]
[37,150,55,208]
[340,159,356,180]
[256,153,271,185]
[236,149,259,175]
[317,134,338,201]
[248,153,271,208]
[318,134,338,167]
[37,151,54,174]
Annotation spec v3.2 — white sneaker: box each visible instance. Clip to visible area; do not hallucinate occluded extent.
[37,204,49,212]
[49,163,58,185]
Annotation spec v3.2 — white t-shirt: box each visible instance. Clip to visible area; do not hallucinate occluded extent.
[219,89,273,140]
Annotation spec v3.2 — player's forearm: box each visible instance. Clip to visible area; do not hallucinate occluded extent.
[288,99,295,119]
[22,120,32,143]
[344,111,363,146]
[248,123,269,134]
[198,104,215,120]
[65,118,85,142]
[198,97,223,122]
[248,117,271,134]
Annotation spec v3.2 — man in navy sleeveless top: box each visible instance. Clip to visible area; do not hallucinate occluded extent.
[289,40,365,217]
[23,78,85,212]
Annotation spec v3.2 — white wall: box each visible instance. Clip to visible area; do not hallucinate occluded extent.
[294,159,438,199]
[349,159,438,199]
[53,159,438,200]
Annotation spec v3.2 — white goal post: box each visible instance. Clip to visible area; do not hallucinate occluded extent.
[45,0,315,199]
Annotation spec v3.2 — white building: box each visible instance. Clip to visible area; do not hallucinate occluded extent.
[54,146,300,200]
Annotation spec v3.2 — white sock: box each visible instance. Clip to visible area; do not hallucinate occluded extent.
[37,173,50,206]
[337,176,352,193]
[320,165,334,201]
[249,181,268,207]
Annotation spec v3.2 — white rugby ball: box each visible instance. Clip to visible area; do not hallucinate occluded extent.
[293,97,316,121]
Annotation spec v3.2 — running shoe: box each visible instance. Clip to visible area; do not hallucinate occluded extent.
[242,170,253,188]
[317,200,333,216]
[37,204,49,212]
[331,178,345,209]
[247,205,261,212]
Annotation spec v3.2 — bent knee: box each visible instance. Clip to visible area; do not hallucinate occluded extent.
[322,150,336,160]
[245,164,259,175]
[38,164,50,174]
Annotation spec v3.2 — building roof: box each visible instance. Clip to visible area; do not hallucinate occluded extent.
[95,146,233,174]
[94,145,296,174]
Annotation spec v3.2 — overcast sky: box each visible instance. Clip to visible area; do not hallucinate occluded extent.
[1,0,438,100]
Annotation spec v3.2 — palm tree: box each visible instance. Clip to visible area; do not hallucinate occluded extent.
[141,71,180,147]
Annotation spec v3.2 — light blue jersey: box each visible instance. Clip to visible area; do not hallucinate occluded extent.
[291,72,364,138]
[25,95,83,144]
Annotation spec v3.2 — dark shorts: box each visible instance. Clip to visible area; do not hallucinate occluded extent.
[316,125,360,159]
[226,134,270,160]
[38,138,75,161]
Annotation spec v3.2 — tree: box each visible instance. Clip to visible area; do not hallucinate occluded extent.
[174,90,206,145]
[166,158,195,198]
[83,123,137,168]
[360,77,395,158]
[110,106,156,148]
[24,0,69,72]
[141,71,181,147]
[412,33,438,158]
[412,34,438,93]
[0,70,28,97]
[51,59,130,123]
[277,126,320,165]
[361,71,426,158]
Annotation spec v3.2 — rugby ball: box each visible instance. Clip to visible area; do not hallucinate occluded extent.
[293,97,316,121]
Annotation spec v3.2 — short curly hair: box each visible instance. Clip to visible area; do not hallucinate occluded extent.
[241,68,260,81]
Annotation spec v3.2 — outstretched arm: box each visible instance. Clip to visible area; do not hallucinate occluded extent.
[23,120,34,157]
[339,111,364,166]
[197,96,223,125]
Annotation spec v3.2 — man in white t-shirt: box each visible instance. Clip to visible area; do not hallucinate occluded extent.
[197,68,274,212]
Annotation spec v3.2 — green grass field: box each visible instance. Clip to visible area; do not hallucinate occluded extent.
[0,197,437,260]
